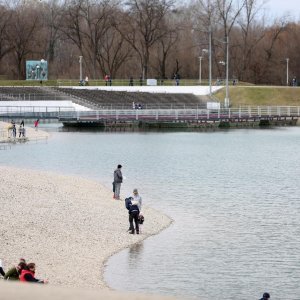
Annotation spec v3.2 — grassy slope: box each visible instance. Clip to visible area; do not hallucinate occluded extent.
[214,86,300,106]
[1,80,300,107]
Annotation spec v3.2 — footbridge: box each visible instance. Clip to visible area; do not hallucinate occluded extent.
[0,106,299,128]
[58,106,300,128]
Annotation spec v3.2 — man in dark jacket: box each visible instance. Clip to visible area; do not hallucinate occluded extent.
[113,164,123,200]
[125,197,140,234]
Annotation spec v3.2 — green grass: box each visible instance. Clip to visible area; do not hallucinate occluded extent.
[214,86,300,106]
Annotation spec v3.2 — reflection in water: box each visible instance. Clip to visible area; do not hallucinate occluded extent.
[127,242,144,269]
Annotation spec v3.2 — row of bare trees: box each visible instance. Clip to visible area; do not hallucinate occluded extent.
[0,0,299,84]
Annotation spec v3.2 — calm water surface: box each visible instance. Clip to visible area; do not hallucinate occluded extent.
[1,125,300,300]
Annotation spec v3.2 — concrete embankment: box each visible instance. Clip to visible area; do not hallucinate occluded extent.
[0,281,179,300]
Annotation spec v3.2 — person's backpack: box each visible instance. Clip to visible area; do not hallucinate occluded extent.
[125,197,133,210]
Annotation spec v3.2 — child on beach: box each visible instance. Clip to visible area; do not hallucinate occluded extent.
[20,263,48,284]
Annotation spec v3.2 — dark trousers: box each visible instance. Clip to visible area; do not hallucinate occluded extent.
[129,211,139,233]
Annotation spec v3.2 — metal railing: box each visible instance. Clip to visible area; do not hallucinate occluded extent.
[0,106,75,113]
[0,93,70,101]
[58,106,300,122]
[0,105,299,122]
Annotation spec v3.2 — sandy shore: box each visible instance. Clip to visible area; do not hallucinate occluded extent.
[0,121,49,143]
[0,280,178,300]
[0,121,176,299]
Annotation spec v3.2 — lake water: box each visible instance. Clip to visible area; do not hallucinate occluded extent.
[1,124,300,300]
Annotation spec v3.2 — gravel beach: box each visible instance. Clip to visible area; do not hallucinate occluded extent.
[0,165,172,288]
[0,121,174,299]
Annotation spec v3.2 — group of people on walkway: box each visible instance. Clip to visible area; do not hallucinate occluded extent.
[0,258,47,283]
[113,164,144,235]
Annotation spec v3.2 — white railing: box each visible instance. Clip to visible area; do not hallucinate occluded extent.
[59,106,300,122]
[0,106,299,121]
[0,106,75,114]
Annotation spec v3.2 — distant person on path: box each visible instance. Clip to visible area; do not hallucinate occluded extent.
[34,118,39,131]
[104,74,109,86]
[20,263,48,283]
[4,260,27,280]
[113,164,123,200]
[259,292,270,300]
[129,76,134,86]
[20,120,24,127]
[174,73,180,86]
[85,75,89,85]
[139,75,143,86]
[108,75,112,86]
[125,196,140,234]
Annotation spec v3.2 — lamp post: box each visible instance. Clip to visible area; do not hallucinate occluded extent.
[199,56,203,84]
[286,58,289,86]
[208,25,212,97]
[79,56,83,82]
[224,35,229,108]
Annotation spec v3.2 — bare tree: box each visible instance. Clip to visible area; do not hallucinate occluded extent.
[116,0,174,79]
[0,4,13,71]
[9,4,41,79]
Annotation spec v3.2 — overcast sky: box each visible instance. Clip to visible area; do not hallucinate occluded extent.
[265,0,300,19]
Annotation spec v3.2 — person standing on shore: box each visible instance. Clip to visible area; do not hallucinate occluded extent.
[132,188,143,232]
[113,164,123,200]
[132,188,142,211]
[125,197,140,234]
[34,119,39,131]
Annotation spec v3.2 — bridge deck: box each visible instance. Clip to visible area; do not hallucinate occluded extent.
[58,106,300,125]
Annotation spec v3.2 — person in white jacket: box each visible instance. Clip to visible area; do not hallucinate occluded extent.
[132,188,142,211]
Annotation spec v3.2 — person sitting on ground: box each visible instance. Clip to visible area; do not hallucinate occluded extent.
[0,259,5,277]
[4,260,27,280]
[125,196,140,234]
[259,292,270,300]
[20,263,48,284]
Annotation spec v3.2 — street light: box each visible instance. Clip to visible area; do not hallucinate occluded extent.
[199,56,203,84]
[224,35,229,108]
[79,56,83,82]
[286,58,289,86]
[199,49,208,85]
[208,26,212,97]
[215,35,230,107]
